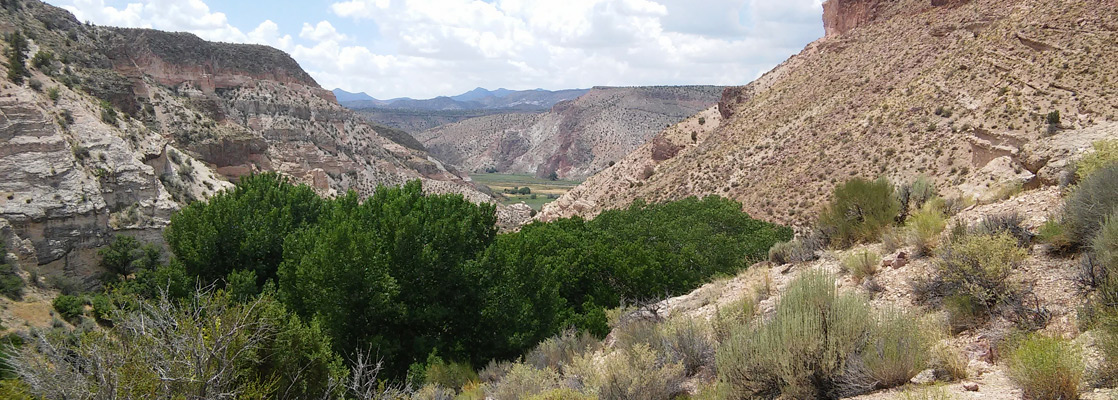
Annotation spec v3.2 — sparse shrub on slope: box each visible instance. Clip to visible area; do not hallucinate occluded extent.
[716,271,932,399]
[716,271,871,399]
[571,343,684,400]
[905,200,948,257]
[0,244,24,300]
[919,232,1027,319]
[859,309,931,388]
[1076,140,1118,181]
[1063,164,1118,246]
[525,329,600,373]
[488,363,562,400]
[974,212,1033,248]
[820,178,901,248]
[51,294,84,322]
[660,317,716,376]
[842,250,880,282]
[1006,334,1082,400]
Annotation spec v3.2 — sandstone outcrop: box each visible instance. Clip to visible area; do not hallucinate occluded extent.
[0,0,504,276]
[416,86,723,180]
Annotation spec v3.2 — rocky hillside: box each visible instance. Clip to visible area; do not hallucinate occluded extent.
[0,0,510,278]
[416,86,724,180]
[542,0,1118,223]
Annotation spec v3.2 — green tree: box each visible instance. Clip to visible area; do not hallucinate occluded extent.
[5,31,29,84]
[278,181,498,375]
[164,173,324,290]
[98,235,162,282]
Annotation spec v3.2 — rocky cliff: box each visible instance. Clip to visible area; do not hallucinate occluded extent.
[415,86,723,180]
[542,0,1118,225]
[0,0,508,278]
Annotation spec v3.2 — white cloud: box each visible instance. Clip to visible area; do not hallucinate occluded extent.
[300,21,349,43]
[51,0,826,99]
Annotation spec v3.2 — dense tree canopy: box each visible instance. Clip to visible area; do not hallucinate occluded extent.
[157,174,791,377]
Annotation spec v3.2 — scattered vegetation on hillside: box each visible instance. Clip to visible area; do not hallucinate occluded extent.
[7,173,791,399]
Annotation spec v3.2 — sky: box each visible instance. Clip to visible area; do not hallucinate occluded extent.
[46,0,825,100]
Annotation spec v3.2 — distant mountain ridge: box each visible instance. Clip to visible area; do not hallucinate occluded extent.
[334,87,590,112]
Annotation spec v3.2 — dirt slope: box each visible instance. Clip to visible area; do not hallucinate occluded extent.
[542,0,1118,225]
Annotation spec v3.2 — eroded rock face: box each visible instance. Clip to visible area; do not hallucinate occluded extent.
[0,0,503,276]
[417,86,723,180]
[822,0,886,38]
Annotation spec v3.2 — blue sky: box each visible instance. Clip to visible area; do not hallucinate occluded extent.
[47,0,824,99]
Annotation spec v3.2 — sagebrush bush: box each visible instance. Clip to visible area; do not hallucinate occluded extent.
[860,309,931,388]
[1093,213,1118,280]
[1063,164,1118,246]
[974,212,1033,248]
[1006,334,1082,400]
[820,178,901,248]
[906,201,948,257]
[716,271,874,399]
[1076,140,1118,181]
[769,239,818,264]
[525,329,600,373]
[933,232,1026,313]
[479,360,514,384]
[930,342,969,380]
[572,343,684,400]
[712,296,755,343]
[842,250,880,282]
[900,385,955,400]
[424,358,479,392]
[488,364,560,400]
[660,317,716,376]
[526,388,594,400]
[1038,219,1074,252]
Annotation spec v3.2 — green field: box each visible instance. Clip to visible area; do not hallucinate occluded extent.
[471,173,582,210]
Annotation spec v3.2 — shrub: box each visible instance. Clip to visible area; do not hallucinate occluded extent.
[1077,140,1118,181]
[768,237,820,265]
[47,86,60,102]
[943,294,985,333]
[842,250,880,282]
[712,296,756,343]
[488,363,560,400]
[1038,219,1074,252]
[860,309,930,388]
[881,226,904,253]
[932,232,1027,313]
[716,271,873,399]
[99,101,118,125]
[479,360,514,384]
[524,329,599,373]
[27,79,41,91]
[930,342,969,380]
[30,50,53,71]
[1006,334,1082,400]
[974,212,1033,248]
[820,177,901,248]
[660,317,716,376]
[1093,213,1118,280]
[897,176,937,220]
[1063,164,1118,246]
[0,251,24,300]
[572,343,684,400]
[900,385,955,400]
[52,294,84,322]
[424,356,479,392]
[906,201,948,257]
[527,388,595,400]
